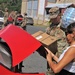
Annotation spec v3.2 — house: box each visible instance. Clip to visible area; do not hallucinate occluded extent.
[21,0,75,26]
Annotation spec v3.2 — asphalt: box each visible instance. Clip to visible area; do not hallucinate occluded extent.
[26,25,46,34]
[22,25,47,74]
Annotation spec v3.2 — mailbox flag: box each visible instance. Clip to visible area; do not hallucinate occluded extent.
[0,24,42,67]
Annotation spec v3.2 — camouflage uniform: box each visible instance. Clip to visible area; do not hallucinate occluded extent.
[46,7,69,75]
[21,16,27,30]
[46,23,69,75]
[21,12,27,30]
[46,22,69,57]
[4,8,9,26]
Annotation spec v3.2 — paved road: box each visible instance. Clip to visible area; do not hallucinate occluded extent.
[26,25,46,34]
[22,25,47,74]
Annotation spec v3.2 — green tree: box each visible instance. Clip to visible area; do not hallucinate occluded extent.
[0,0,21,12]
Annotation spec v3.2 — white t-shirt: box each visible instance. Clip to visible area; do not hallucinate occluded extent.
[58,45,75,73]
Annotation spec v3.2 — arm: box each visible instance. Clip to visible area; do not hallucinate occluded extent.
[45,47,75,73]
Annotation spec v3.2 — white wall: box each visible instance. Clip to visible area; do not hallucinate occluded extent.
[38,0,45,15]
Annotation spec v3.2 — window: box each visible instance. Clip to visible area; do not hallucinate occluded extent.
[47,0,56,3]
[27,0,38,17]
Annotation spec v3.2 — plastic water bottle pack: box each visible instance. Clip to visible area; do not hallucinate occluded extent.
[61,7,75,28]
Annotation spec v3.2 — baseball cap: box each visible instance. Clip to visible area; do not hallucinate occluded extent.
[49,7,59,19]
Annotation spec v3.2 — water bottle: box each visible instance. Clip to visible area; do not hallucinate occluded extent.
[61,7,75,28]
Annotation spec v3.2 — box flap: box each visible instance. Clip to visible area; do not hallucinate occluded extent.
[32,31,43,37]
[33,32,49,41]
[41,36,57,46]
[32,31,57,44]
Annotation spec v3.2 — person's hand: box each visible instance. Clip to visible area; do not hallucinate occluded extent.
[45,47,54,56]
[45,47,58,62]
[45,47,53,62]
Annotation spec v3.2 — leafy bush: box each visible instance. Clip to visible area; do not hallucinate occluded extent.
[0,0,21,12]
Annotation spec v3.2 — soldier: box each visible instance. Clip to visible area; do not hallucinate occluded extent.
[13,11,18,24]
[46,7,68,57]
[46,7,69,75]
[4,8,9,26]
[15,12,23,28]
[4,16,14,26]
[21,12,27,30]
[9,11,17,21]
[14,12,27,30]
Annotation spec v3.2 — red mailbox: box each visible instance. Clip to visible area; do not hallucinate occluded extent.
[0,24,45,75]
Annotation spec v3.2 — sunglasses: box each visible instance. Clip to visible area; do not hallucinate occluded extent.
[49,10,59,15]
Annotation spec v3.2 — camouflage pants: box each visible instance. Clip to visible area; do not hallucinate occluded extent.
[46,68,55,75]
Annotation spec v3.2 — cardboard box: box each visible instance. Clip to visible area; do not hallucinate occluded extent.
[32,31,58,54]
[32,31,43,37]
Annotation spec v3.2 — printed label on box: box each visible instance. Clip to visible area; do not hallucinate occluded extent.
[36,36,42,40]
